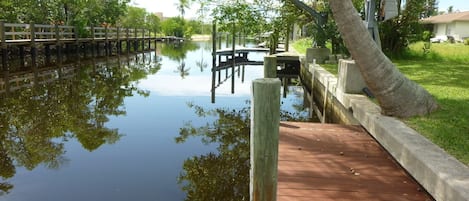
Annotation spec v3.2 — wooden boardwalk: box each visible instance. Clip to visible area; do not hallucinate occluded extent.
[278,122,433,201]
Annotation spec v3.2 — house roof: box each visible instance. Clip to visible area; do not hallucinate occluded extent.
[421,11,469,24]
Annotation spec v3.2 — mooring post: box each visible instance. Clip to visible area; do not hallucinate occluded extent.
[309,60,317,119]
[231,23,236,94]
[250,78,280,201]
[55,24,62,60]
[264,55,277,78]
[148,29,151,49]
[217,33,221,49]
[211,21,217,103]
[126,28,130,53]
[91,25,96,57]
[0,20,7,71]
[74,25,80,56]
[134,28,138,52]
[141,28,145,51]
[225,33,229,48]
[30,22,37,68]
[105,25,109,56]
[116,27,122,55]
[322,77,329,123]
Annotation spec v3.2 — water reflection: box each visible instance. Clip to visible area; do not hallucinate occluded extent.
[0,52,161,196]
[176,101,312,200]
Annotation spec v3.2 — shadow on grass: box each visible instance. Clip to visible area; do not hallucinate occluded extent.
[395,59,469,165]
[405,97,469,165]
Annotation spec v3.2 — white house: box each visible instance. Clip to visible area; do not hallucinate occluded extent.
[421,11,469,42]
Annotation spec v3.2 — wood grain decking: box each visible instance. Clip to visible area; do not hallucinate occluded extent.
[277,122,434,201]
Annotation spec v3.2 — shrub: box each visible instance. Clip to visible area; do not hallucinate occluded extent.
[422,31,433,41]
[464,38,469,46]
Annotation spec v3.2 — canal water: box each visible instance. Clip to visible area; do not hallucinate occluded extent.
[0,41,312,201]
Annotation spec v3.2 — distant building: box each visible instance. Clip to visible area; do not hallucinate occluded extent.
[421,11,469,42]
[154,12,165,21]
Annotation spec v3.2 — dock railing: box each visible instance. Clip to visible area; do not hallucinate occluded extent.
[0,21,167,44]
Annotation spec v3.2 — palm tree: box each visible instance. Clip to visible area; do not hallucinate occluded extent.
[175,0,190,17]
[326,0,438,118]
[175,61,190,79]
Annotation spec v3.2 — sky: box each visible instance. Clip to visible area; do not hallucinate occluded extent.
[437,0,469,12]
[130,0,469,19]
[130,0,201,19]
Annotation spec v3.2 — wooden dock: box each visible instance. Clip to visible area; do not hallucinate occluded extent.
[215,47,285,56]
[0,22,184,70]
[277,122,433,201]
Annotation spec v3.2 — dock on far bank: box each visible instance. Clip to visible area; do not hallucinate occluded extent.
[215,47,285,56]
[277,122,433,201]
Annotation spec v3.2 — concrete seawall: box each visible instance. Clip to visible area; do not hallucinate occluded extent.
[300,58,469,201]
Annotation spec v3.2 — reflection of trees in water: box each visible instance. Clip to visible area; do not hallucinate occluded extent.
[176,102,311,201]
[175,61,191,79]
[176,104,250,201]
[160,42,198,79]
[0,54,161,195]
[159,42,198,62]
[196,59,208,72]
[196,42,209,72]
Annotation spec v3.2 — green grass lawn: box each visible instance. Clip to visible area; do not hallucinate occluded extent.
[293,39,469,165]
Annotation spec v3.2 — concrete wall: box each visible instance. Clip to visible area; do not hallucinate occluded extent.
[300,62,358,125]
[300,60,469,201]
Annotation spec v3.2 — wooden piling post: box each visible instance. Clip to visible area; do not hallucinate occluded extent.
[231,23,235,94]
[105,25,109,56]
[264,55,277,78]
[74,26,80,57]
[211,21,217,103]
[148,29,151,49]
[0,20,7,71]
[225,33,229,48]
[141,28,145,51]
[30,22,37,68]
[116,27,121,54]
[134,28,138,51]
[250,78,281,201]
[55,24,62,60]
[217,33,221,49]
[91,25,96,57]
[126,28,130,53]
[322,77,329,123]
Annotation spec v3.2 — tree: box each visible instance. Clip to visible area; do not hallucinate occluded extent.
[176,0,191,17]
[328,0,438,117]
[422,0,438,18]
[447,6,454,13]
[378,0,432,55]
[146,13,161,34]
[161,17,187,37]
[120,6,147,28]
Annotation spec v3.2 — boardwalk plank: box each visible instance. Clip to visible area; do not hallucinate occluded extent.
[277,122,433,201]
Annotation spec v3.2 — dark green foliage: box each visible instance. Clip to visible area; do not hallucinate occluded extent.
[161,17,187,38]
[0,54,161,194]
[379,0,437,56]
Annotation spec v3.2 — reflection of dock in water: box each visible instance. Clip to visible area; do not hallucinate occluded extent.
[210,47,302,103]
[0,51,156,94]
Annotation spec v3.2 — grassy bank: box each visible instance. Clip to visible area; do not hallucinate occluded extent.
[293,39,469,165]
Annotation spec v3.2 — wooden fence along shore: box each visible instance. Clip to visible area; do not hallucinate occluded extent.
[0,21,184,70]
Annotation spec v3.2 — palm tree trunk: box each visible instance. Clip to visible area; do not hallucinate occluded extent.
[328,0,438,118]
